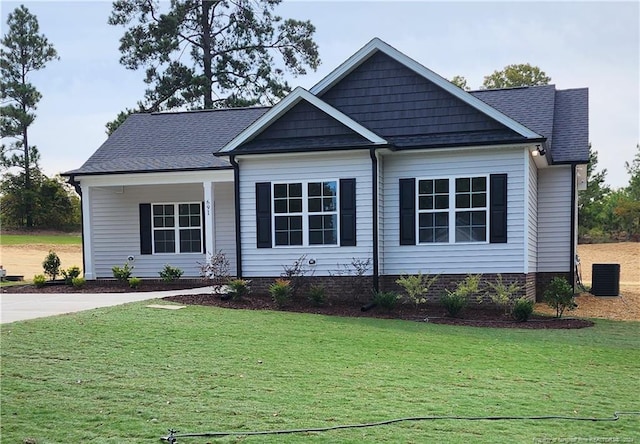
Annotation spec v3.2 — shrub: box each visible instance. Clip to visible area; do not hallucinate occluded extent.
[42,251,61,281]
[329,257,372,301]
[269,279,292,308]
[71,277,86,289]
[396,272,439,309]
[281,255,312,298]
[128,277,142,289]
[512,297,534,322]
[199,251,230,291]
[307,284,326,306]
[441,291,467,317]
[159,264,183,282]
[484,274,522,314]
[33,274,46,288]
[62,266,82,285]
[112,262,133,283]
[544,276,575,318]
[227,278,251,300]
[373,291,399,310]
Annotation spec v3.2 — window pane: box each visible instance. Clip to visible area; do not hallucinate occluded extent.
[435,212,448,226]
[274,199,287,214]
[308,182,321,196]
[456,194,470,208]
[323,197,336,212]
[165,206,174,215]
[472,193,486,208]
[289,183,302,197]
[435,195,449,209]
[153,216,164,227]
[435,179,448,194]
[456,178,470,193]
[154,230,175,253]
[419,212,434,228]
[179,204,189,215]
[456,227,471,243]
[153,206,163,216]
[290,198,303,213]
[309,215,322,229]
[290,216,302,230]
[180,229,201,253]
[419,229,434,243]
[324,215,336,229]
[472,227,486,242]
[190,215,200,226]
[419,196,433,210]
[290,230,303,245]
[275,232,288,246]
[179,215,189,227]
[472,211,486,225]
[165,217,175,228]
[308,198,321,213]
[435,227,449,242]
[324,229,336,245]
[309,231,323,245]
[324,181,337,196]
[456,212,471,226]
[275,216,288,230]
[274,184,287,198]
[190,203,200,214]
[472,177,486,192]
[419,179,433,194]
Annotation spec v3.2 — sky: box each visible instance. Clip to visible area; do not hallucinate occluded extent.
[1,1,639,188]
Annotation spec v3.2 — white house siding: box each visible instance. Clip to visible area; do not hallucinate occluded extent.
[537,166,572,272]
[527,153,538,272]
[212,181,237,276]
[381,147,527,275]
[88,183,236,278]
[238,151,373,277]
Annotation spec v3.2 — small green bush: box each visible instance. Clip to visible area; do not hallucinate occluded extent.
[227,278,251,300]
[159,264,183,282]
[396,272,439,309]
[307,284,326,306]
[512,297,534,322]
[112,262,133,283]
[441,292,467,317]
[71,277,86,289]
[269,279,292,308]
[544,276,575,318]
[128,277,142,289]
[485,274,522,314]
[373,291,399,310]
[33,274,46,288]
[62,266,82,285]
[42,251,61,281]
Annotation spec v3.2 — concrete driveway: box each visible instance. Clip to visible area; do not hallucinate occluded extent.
[0,287,213,324]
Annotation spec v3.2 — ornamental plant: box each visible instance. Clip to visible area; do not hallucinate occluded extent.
[33,274,46,288]
[227,278,251,300]
[42,251,61,281]
[441,274,481,317]
[484,274,522,314]
[373,290,399,310]
[112,262,133,283]
[62,266,82,285]
[159,264,183,282]
[269,279,292,308]
[396,272,439,309]
[544,276,575,318]
[512,297,534,322]
[128,277,142,289]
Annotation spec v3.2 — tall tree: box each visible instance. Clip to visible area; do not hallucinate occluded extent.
[0,5,58,227]
[107,0,320,134]
[482,63,550,89]
[449,75,470,91]
[578,144,611,240]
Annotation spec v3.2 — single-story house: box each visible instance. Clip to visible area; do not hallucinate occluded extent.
[64,38,588,301]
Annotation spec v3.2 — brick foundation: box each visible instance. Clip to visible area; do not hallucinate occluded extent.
[535,272,571,302]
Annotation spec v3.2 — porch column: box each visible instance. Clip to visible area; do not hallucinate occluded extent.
[203,181,215,256]
[81,184,94,279]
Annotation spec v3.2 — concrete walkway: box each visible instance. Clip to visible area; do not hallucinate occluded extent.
[0,287,214,324]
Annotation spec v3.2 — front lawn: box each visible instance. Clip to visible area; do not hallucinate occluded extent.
[1,302,638,443]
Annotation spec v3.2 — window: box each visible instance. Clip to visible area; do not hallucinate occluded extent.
[273,180,338,246]
[152,203,202,253]
[416,176,487,243]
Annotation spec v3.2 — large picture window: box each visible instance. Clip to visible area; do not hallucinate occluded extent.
[273,180,338,246]
[416,176,488,244]
[152,203,202,253]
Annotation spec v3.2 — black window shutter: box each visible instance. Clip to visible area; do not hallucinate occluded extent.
[201,201,206,254]
[339,178,356,246]
[399,178,416,245]
[139,203,152,255]
[255,182,272,248]
[490,174,508,243]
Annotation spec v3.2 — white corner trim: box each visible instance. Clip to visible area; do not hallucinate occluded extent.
[310,38,543,140]
[219,87,387,153]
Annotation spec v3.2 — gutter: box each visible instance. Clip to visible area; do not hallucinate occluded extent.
[570,164,577,291]
[66,174,86,279]
[369,148,379,292]
[230,155,242,277]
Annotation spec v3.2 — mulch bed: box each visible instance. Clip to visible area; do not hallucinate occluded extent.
[3,281,594,329]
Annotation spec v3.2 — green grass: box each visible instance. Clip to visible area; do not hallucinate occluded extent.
[0,233,81,246]
[1,304,639,443]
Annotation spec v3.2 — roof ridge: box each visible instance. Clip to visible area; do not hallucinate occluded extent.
[150,105,271,116]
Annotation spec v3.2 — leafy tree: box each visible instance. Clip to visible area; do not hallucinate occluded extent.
[450,75,470,91]
[106,0,320,134]
[0,5,58,227]
[624,143,640,200]
[482,63,550,89]
[578,144,611,240]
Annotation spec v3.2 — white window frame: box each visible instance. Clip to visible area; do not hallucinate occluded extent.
[151,202,203,254]
[416,175,489,244]
[271,180,340,247]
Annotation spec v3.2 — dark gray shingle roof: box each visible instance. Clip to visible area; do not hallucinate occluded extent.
[66,107,269,175]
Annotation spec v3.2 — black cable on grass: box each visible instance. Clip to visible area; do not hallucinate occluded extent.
[161,411,640,442]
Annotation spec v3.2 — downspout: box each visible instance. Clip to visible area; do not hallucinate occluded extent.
[66,175,86,279]
[569,164,577,291]
[230,155,242,277]
[369,148,379,293]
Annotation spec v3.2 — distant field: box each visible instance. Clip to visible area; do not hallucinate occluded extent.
[0,233,81,246]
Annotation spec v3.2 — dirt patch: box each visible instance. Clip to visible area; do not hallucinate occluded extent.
[1,244,82,279]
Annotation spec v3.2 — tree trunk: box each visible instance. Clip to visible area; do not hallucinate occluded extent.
[201,1,214,109]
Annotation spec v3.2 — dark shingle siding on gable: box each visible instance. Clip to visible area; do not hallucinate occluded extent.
[551,88,589,163]
[66,107,269,175]
[318,51,522,143]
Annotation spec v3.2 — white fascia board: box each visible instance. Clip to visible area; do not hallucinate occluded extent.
[219,87,387,153]
[311,38,543,140]
[74,169,233,187]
